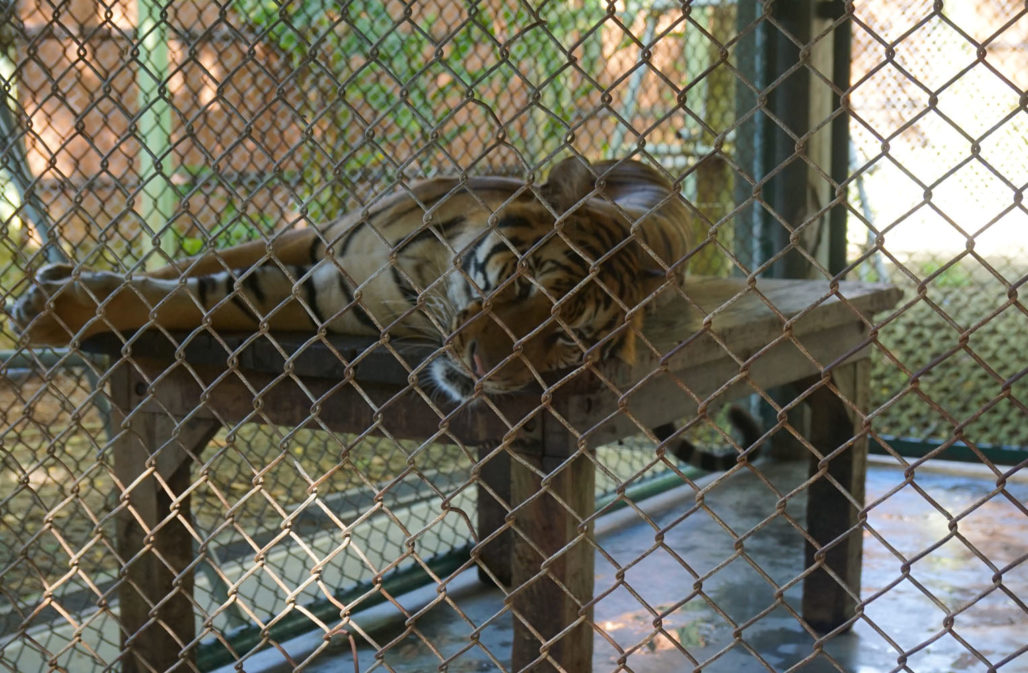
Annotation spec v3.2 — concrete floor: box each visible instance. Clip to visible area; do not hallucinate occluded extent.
[224,456,1028,673]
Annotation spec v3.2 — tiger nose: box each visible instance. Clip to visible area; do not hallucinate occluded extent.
[467,340,487,377]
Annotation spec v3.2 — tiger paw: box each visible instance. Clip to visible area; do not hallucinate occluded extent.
[5,263,119,346]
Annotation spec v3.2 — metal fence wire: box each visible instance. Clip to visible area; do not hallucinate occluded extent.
[0,1,1026,672]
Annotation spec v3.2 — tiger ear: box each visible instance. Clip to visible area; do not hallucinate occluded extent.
[543,156,596,214]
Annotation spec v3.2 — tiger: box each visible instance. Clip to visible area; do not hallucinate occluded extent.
[6,156,759,469]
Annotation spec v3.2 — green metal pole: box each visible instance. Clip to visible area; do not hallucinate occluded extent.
[136,0,177,268]
[733,0,770,274]
[765,0,814,280]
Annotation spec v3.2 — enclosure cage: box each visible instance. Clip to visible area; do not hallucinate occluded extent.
[1,1,1026,672]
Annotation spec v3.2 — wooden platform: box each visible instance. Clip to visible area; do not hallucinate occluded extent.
[82,277,901,673]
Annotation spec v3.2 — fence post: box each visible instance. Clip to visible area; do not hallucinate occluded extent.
[135,0,178,267]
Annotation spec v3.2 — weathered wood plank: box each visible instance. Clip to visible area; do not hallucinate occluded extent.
[109,363,220,673]
[86,330,436,385]
[562,320,870,446]
[509,412,594,673]
[84,278,899,442]
[632,278,900,366]
[475,444,513,587]
[76,277,901,673]
[83,278,901,396]
[801,359,870,633]
[118,357,540,444]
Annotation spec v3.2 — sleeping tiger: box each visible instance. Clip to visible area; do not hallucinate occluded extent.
[6,156,759,468]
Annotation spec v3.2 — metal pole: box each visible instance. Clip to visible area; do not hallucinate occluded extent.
[733,0,769,272]
[765,0,814,280]
[0,16,65,265]
[827,2,851,276]
[136,0,177,267]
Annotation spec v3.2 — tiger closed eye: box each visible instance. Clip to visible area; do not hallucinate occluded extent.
[509,275,534,298]
[552,333,578,348]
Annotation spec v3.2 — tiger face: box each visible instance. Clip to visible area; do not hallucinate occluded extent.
[428,206,651,402]
[430,290,585,402]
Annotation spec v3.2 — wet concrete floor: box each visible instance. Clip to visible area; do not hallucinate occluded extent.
[234,456,1028,673]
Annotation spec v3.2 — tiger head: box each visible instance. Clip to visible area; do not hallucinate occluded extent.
[422,157,691,403]
[428,160,681,402]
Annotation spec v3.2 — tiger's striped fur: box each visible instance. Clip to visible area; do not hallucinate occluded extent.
[8,156,768,468]
[8,157,693,401]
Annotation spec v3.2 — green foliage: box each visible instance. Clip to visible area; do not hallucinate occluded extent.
[919,259,972,288]
[232,0,604,219]
[493,2,605,156]
[173,166,278,256]
[177,203,277,257]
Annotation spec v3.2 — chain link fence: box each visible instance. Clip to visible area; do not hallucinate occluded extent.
[1,1,1025,672]
[848,2,1028,453]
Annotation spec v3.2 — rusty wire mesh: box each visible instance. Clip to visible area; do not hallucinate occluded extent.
[0,1,1026,673]
[848,2,1028,450]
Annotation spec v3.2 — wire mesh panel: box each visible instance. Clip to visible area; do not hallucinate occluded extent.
[0,1,1025,673]
[849,2,1028,453]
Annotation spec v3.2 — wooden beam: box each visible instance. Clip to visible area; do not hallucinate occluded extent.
[475,443,513,587]
[509,412,595,673]
[801,359,869,632]
[109,362,220,672]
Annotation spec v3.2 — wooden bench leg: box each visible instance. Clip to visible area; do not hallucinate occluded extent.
[509,416,594,673]
[476,444,512,587]
[802,359,869,633]
[110,364,220,673]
